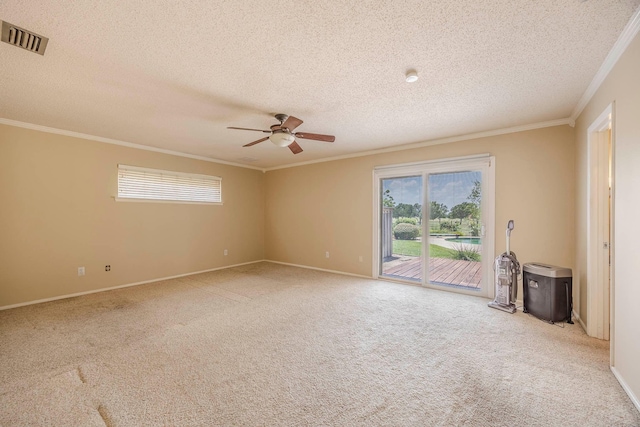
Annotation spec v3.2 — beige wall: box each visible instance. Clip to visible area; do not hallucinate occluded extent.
[265,125,576,301]
[575,32,640,403]
[0,124,265,307]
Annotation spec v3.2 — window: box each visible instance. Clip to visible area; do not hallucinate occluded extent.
[117,165,222,204]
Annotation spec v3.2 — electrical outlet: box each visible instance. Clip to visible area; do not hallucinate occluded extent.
[224,249,228,256]
[78,267,85,276]
[105,265,111,272]
[325,251,330,258]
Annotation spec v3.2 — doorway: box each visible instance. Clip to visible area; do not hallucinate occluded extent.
[374,155,495,297]
[587,104,614,343]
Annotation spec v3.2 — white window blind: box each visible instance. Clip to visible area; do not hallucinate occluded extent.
[117,165,222,204]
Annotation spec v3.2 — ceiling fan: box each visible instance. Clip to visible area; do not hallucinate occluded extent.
[227,114,335,154]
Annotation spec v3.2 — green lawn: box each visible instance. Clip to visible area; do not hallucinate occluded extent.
[392,240,456,258]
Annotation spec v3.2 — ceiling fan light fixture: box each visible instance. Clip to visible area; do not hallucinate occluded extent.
[269,131,295,147]
[229,114,334,155]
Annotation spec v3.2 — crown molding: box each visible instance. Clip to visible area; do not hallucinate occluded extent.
[2,116,573,174]
[571,6,640,121]
[0,118,265,172]
[263,117,573,172]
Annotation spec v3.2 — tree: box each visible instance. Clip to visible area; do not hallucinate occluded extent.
[429,201,449,221]
[393,203,420,218]
[468,180,481,208]
[450,202,478,224]
[413,203,422,220]
[382,189,395,208]
[466,180,482,234]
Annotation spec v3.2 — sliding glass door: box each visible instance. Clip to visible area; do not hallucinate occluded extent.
[375,156,494,297]
[427,171,483,290]
[380,176,424,282]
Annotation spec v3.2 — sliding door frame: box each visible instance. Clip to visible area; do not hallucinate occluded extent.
[373,154,496,298]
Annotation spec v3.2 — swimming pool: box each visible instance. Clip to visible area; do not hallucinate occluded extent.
[445,237,481,245]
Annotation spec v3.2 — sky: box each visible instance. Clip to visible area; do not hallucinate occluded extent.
[382,171,481,210]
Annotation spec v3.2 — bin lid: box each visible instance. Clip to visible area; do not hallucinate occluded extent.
[523,262,572,278]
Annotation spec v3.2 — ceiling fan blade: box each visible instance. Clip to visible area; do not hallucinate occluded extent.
[288,140,303,154]
[243,137,269,147]
[294,132,335,142]
[282,116,303,132]
[228,127,271,133]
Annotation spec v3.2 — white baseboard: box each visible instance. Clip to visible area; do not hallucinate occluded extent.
[264,260,371,279]
[573,310,587,333]
[611,367,640,414]
[0,260,266,311]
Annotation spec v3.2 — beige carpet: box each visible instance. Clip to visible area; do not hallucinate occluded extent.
[1,262,638,426]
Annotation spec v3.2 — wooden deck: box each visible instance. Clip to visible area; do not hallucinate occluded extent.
[382,256,482,289]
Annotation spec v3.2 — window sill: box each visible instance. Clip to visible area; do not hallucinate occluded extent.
[114,197,222,206]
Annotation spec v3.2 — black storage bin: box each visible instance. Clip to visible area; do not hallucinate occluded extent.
[523,263,573,323]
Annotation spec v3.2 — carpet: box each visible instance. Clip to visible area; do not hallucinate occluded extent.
[1,262,638,426]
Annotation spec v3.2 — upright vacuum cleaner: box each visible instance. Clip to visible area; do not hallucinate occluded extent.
[488,220,520,314]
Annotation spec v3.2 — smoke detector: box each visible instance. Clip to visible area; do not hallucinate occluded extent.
[405,70,418,83]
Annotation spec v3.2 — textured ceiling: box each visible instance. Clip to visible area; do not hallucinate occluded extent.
[1,1,639,169]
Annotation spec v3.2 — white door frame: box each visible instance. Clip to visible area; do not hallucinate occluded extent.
[372,154,495,298]
[586,103,614,345]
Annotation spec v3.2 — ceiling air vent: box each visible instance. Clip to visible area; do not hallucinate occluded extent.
[1,20,48,55]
